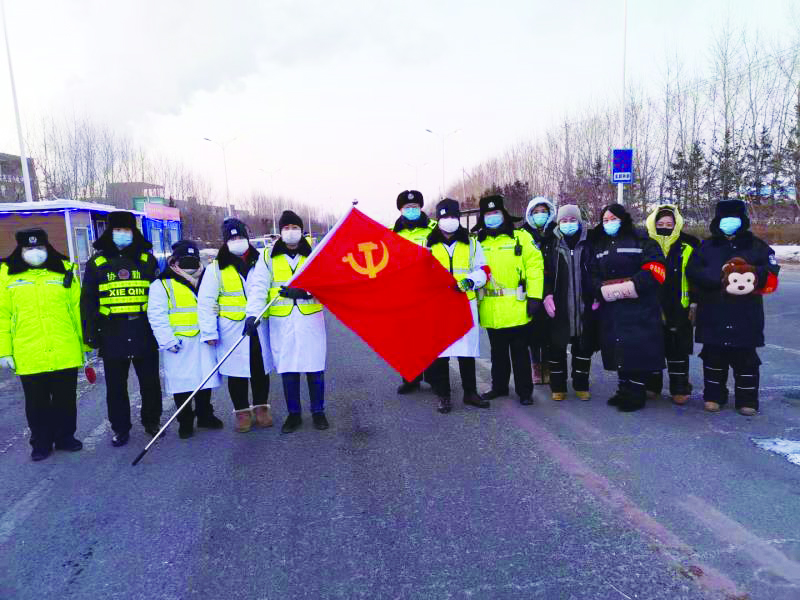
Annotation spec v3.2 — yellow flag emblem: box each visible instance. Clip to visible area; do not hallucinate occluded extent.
[342,241,389,279]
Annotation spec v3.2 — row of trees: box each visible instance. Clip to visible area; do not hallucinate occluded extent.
[452,28,800,224]
[25,117,337,242]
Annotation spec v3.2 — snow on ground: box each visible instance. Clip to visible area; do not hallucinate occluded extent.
[752,438,800,466]
[773,246,800,262]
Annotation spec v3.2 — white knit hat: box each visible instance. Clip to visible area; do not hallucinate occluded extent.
[556,204,582,223]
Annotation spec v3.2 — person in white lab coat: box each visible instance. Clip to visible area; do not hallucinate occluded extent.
[147,241,223,439]
[198,218,274,433]
[244,210,327,434]
[424,199,491,413]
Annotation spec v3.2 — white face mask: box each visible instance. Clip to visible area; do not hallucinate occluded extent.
[227,239,249,256]
[281,229,302,245]
[438,217,460,234]
[22,248,47,267]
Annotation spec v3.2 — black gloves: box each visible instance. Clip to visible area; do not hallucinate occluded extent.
[279,286,311,300]
[242,316,259,336]
[526,298,542,317]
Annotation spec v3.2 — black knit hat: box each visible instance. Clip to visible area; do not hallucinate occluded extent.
[435,198,460,219]
[714,199,747,220]
[397,190,424,210]
[15,228,48,248]
[278,210,303,231]
[108,211,137,229]
[171,240,200,259]
[221,218,249,242]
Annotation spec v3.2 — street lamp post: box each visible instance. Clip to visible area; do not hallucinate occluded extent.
[426,128,460,198]
[204,137,236,217]
[258,168,281,234]
[1,0,33,203]
[404,162,427,189]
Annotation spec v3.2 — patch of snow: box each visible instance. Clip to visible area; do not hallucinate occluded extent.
[752,438,800,466]
[773,246,800,262]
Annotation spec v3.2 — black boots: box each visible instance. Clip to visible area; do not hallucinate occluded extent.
[31,447,52,461]
[55,438,83,452]
[111,432,129,447]
[480,389,508,402]
[312,413,329,430]
[281,413,303,434]
[437,396,452,414]
[178,421,194,439]
[143,423,161,437]
[463,391,490,408]
[397,381,421,395]
[196,414,224,429]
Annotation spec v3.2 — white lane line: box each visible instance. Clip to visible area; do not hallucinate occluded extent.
[679,494,800,585]
[765,344,800,356]
[0,478,54,545]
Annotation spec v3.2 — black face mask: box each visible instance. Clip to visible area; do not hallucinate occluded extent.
[655,227,674,237]
[177,256,200,270]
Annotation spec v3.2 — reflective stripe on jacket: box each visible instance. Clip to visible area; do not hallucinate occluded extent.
[94,254,150,316]
[266,254,322,317]
[215,260,247,321]
[431,238,477,301]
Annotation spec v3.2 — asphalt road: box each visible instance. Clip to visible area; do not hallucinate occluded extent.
[1,269,800,599]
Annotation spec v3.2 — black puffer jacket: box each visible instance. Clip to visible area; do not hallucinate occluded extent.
[585,205,666,372]
[686,201,778,348]
[80,227,159,359]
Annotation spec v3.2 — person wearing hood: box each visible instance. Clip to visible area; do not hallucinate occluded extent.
[644,204,699,405]
[425,198,491,413]
[0,229,87,461]
[80,211,162,447]
[245,210,328,433]
[686,199,779,416]
[198,218,274,433]
[148,241,223,439]
[393,189,437,395]
[543,205,595,401]
[586,203,666,412]
[474,195,544,406]
[522,197,557,384]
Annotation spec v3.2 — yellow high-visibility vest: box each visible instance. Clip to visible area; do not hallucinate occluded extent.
[266,254,322,317]
[397,220,437,247]
[161,278,199,337]
[215,261,247,321]
[94,254,151,316]
[431,238,477,301]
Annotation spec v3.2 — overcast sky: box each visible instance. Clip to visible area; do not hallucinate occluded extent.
[1,0,798,223]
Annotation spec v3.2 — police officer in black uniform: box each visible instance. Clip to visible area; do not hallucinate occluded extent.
[80,211,163,446]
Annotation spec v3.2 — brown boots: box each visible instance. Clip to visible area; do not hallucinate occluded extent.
[253,404,273,428]
[234,409,253,432]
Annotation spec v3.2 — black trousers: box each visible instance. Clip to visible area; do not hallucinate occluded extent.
[487,325,533,398]
[227,332,270,411]
[427,357,477,397]
[618,370,649,406]
[173,389,213,427]
[548,337,591,393]
[646,327,691,396]
[700,345,760,410]
[20,368,79,452]
[103,352,163,435]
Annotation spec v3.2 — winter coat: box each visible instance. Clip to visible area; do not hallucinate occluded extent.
[586,215,666,372]
[147,266,222,395]
[645,204,699,355]
[393,213,437,246]
[686,217,778,349]
[546,225,594,350]
[0,248,87,375]
[522,199,557,346]
[197,243,273,378]
[79,227,159,359]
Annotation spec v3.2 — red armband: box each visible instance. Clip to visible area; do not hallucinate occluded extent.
[642,261,666,284]
[481,265,491,277]
[757,272,778,295]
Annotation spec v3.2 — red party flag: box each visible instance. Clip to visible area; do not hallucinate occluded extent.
[289,207,472,380]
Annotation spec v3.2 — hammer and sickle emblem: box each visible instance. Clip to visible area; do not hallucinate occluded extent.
[342,241,389,279]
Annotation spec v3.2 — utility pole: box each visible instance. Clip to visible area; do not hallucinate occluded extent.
[617,0,628,206]
[1,0,33,202]
[203,137,236,217]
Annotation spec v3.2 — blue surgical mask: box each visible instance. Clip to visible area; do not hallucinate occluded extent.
[559,222,579,236]
[531,212,549,227]
[484,213,504,229]
[401,207,421,221]
[603,220,621,236]
[113,231,133,248]
[719,217,741,236]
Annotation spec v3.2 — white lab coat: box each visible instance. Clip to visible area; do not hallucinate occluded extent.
[246,251,326,374]
[197,260,274,377]
[438,240,487,358]
[147,277,222,395]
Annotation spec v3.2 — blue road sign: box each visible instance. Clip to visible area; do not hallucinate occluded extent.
[612,149,634,184]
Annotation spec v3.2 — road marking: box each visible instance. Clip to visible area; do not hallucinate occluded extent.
[467,364,745,598]
[0,478,54,545]
[679,494,800,585]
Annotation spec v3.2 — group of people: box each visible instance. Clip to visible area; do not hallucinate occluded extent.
[0,189,780,462]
